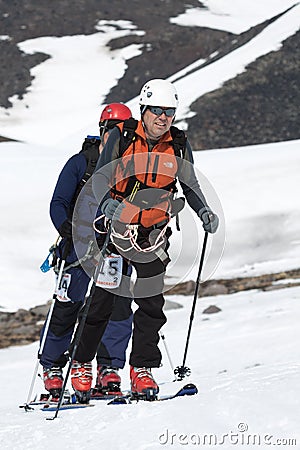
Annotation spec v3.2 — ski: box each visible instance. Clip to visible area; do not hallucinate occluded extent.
[158,383,198,401]
[107,383,198,405]
[19,389,76,411]
[43,383,198,408]
[41,403,94,411]
[20,383,198,412]
[20,396,61,411]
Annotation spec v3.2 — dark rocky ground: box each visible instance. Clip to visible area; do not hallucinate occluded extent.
[1,268,300,349]
[0,1,299,147]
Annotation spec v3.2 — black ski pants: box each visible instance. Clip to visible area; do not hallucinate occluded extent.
[75,257,167,368]
[129,256,167,367]
[74,286,116,362]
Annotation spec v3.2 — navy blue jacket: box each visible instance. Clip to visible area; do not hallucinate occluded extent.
[50,150,103,264]
[50,153,87,231]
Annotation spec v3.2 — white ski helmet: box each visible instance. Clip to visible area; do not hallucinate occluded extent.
[139,79,179,109]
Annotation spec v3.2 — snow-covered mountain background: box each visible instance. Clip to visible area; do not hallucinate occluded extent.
[0,1,299,449]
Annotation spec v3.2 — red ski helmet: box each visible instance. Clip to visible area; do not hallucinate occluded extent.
[100,103,132,122]
[99,103,132,138]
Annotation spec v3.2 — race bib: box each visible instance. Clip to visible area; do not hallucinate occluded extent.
[55,273,71,302]
[96,254,123,289]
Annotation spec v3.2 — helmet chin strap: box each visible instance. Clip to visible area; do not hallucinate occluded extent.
[140,108,150,139]
[140,105,147,115]
[99,119,108,140]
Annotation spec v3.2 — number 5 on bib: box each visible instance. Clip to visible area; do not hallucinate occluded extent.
[96,254,123,289]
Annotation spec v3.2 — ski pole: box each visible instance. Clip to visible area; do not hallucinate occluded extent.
[159,331,175,373]
[22,239,70,411]
[174,231,208,381]
[48,226,112,420]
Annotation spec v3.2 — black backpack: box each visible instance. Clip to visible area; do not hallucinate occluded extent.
[72,135,101,204]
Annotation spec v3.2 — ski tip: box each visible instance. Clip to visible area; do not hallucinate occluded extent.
[179,383,198,396]
[184,383,197,390]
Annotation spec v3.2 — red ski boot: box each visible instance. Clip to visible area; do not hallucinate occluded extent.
[96,365,121,394]
[130,366,159,400]
[43,367,63,398]
[71,360,92,403]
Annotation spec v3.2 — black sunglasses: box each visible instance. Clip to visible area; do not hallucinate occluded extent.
[148,106,176,117]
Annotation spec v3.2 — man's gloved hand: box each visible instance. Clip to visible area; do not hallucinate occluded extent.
[198,206,219,234]
[102,198,125,221]
[58,219,72,238]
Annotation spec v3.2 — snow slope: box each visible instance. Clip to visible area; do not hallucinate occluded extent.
[170,0,300,33]
[0,1,299,448]
[0,20,144,145]
[0,286,299,449]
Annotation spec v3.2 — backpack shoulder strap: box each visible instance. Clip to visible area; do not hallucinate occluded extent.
[119,118,139,156]
[73,136,100,201]
[169,126,187,231]
[79,135,100,181]
[170,126,187,158]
